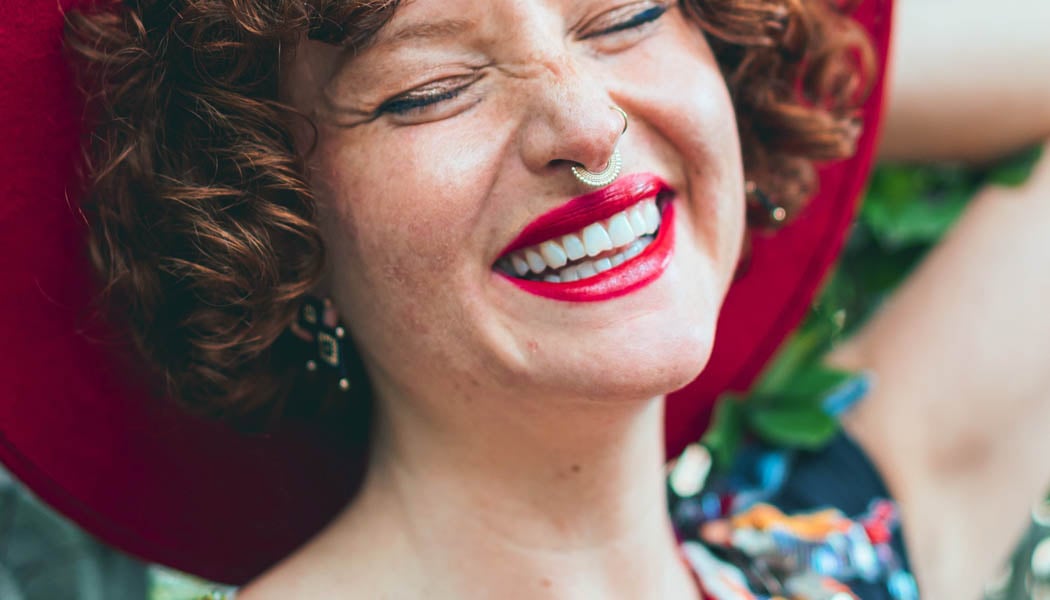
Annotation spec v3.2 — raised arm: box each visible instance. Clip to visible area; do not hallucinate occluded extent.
[830,141,1050,597]
[880,0,1050,163]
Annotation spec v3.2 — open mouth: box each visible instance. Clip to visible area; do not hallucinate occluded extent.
[495,196,666,283]
[493,173,677,302]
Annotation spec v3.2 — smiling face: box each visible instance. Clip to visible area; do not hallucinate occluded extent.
[283,0,746,410]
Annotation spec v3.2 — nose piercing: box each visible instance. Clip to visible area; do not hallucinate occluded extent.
[571,147,622,188]
[612,104,629,136]
[571,105,629,188]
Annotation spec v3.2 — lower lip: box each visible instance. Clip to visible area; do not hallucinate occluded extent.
[497,202,676,302]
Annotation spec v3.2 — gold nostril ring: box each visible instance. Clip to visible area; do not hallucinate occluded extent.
[611,104,628,136]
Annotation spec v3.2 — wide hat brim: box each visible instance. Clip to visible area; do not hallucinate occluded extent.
[0,0,892,585]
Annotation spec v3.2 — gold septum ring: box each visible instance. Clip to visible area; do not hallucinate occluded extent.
[571,105,629,188]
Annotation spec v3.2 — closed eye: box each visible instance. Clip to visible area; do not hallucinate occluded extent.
[375,73,481,118]
[587,3,670,38]
[579,0,667,39]
[378,87,465,116]
[376,2,671,120]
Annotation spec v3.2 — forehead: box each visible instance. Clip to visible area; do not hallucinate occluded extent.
[377,16,474,45]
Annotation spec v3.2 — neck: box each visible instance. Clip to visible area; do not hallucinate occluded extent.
[333,388,701,600]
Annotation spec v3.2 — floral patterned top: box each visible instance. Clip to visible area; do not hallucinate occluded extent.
[668,373,917,600]
[669,436,916,600]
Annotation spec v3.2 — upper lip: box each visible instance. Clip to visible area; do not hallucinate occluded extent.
[495,172,674,260]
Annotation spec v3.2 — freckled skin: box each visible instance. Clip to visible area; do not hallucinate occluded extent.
[282,0,746,417]
[255,6,748,594]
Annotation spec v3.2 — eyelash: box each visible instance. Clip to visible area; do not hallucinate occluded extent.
[377,3,670,117]
[584,4,669,38]
[378,88,464,115]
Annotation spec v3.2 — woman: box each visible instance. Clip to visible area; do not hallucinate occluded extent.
[1,0,1048,597]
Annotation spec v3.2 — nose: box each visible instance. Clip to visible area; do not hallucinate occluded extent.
[518,55,628,177]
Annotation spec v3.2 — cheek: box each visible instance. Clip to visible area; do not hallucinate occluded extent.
[311,127,474,282]
[305,121,509,367]
[621,29,745,285]
[315,170,432,339]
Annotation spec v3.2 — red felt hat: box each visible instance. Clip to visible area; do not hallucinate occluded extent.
[0,0,892,585]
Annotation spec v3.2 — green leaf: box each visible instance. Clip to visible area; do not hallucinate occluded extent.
[751,332,852,400]
[746,407,839,450]
[861,185,970,247]
[744,391,824,413]
[701,394,745,471]
[752,325,828,397]
[987,145,1044,187]
[783,364,852,399]
[736,364,848,454]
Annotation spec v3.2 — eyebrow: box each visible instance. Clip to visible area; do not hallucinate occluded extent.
[376,17,476,45]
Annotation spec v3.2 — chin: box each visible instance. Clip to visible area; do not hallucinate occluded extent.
[547,328,715,405]
[520,261,722,404]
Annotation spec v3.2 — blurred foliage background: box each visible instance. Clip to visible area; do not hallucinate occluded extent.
[0,148,1044,599]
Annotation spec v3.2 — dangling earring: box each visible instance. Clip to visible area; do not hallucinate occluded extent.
[295,296,352,392]
[745,180,787,224]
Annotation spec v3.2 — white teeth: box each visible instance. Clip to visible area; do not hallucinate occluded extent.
[576,262,597,278]
[642,202,660,234]
[582,223,613,257]
[535,236,655,283]
[607,213,635,247]
[500,198,664,282]
[539,240,568,269]
[624,238,647,259]
[562,234,586,261]
[511,254,530,277]
[524,248,546,274]
[628,205,647,235]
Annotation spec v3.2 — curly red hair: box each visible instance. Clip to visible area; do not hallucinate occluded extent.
[64,0,874,426]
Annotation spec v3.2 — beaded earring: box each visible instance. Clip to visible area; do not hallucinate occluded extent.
[296,296,352,392]
[746,180,788,225]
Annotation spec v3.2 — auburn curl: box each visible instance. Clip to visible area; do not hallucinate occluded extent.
[64,0,875,427]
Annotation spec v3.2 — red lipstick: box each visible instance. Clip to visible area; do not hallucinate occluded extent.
[494,173,676,302]
[497,173,672,257]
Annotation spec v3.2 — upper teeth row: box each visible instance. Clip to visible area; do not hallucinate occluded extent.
[505,199,661,277]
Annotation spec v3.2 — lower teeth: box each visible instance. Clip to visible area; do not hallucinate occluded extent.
[529,235,654,283]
